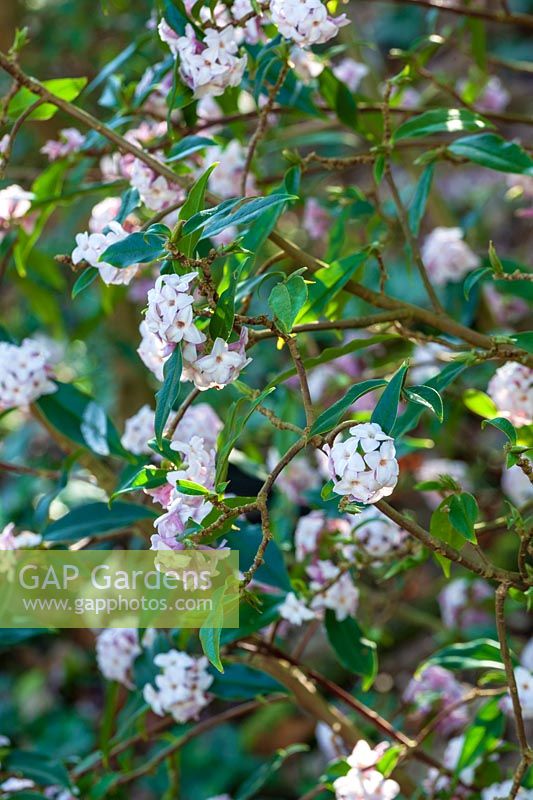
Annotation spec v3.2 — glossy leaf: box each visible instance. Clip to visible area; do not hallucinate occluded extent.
[404,385,444,421]
[268,274,308,334]
[310,379,387,435]
[448,133,533,174]
[325,611,378,689]
[154,346,182,446]
[449,492,479,542]
[394,108,490,140]
[371,363,409,434]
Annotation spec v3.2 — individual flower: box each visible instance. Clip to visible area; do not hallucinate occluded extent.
[232,0,263,43]
[40,127,85,161]
[290,46,324,82]
[144,272,205,347]
[130,157,184,213]
[438,578,492,629]
[206,140,256,198]
[303,198,330,240]
[95,628,142,687]
[308,560,359,621]
[350,507,407,560]
[0,184,34,230]
[421,227,480,285]
[160,22,247,99]
[121,404,155,455]
[184,330,252,391]
[143,649,213,722]
[0,338,56,412]
[270,0,349,48]
[333,740,399,800]
[403,665,470,736]
[279,592,316,625]
[327,423,399,505]
[0,134,9,155]
[487,362,532,427]
[137,320,168,382]
[332,58,369,92]
[72,221,139,285]
[88,197,122,233]
[500,666,533,720]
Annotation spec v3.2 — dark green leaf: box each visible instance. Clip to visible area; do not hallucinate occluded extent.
[72,267,98,298]
[464,266,492,299]
[371,363,409,434]
[311,379,387,435]
[404,385,444,421]
[325,611,378,689]
[235,745,308,800]
[101,230,167,268]
[209,663,287,700]
[4,750,71,789]
[448,133,533,174]
[408,164,434,235]
[419,639,505,673]
[394,108,490,140]
[155,346,183,446]
[167,135,215,162]
[42,502,157,542]
[268,274,308,334]
[481,416,517,444]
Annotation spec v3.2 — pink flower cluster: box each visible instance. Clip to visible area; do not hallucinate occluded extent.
[403,665,470,736]
[269,0,348,47]
[95,628,142,687]
[40,127,85,161]
[487,362,533,427]
[72,221,139,285]
[143,649,213,722]
[0,338,56,412]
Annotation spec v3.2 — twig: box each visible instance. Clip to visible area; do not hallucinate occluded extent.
[287,336,315,427]
[379,0,533,29]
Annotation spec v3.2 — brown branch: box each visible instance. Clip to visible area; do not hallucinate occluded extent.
[0,460,60,480]
[378,0,533,29]
[287,336,315,427]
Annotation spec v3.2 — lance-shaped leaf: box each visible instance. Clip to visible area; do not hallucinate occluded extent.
[404,385,444,422]
[154,346,182,446]
[371,363,409,434]
[310,379,387,436]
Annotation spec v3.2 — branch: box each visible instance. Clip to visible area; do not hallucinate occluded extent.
[379,0,533,29]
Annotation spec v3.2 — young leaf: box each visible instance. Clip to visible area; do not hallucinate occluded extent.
[111,466,168,501]
[155,346,183,446]
[404,385,444,421]
[371,363,409,434]
[101,230,167,268]
[167,135,215,162]
[408,164,434,235]
[449,492,479,543]
[457,698,504,771]
[199,624,223,673]
[268,274,308,334]
[463,266,492,299]
[8,77,88,121]
[72,267,98,298]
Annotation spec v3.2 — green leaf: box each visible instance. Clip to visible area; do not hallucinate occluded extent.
[393,362,467,438]
[167,135,215,162]
[116,187,141,223]
[36,383,126,458]
[448,133,533,175]
[268,274,308,334]
[318,68,358,130]
[325,611,378,689]
[4,750,71,789]
[310,379,387,436]
[101,230,167,267]
[449,492,479,543]
[176,163,218,257]
[209,259,247,341]
[42,502,157,542]
[404,385,444,421]
[481,416,517,444]
[429,498,465,577]
[419,639,505,673]
[209,663,287,700]
[296,251,369,324]
[8,77,87,121]
[510,331,533,353]
[371,363,409,434]
[155,347,183,446]
[408,164,434,235]
[456,698,504,771]
[184,194,295,240]
[464,266,492,299]
[72,267,98,298]
[199,624,223,672]
[173,478,211,496]
[394,108,490,140]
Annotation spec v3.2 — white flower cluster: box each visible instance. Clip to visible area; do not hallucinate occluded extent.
[121,401,222,456]
[279,591,316,625]
[130,157,184,213]
[145,273,205,347]
[487,362,533,427]
[143,649,213,722]
[327,423,399,505]
[350,507,407,560]
[40,127,85,161]
[438,577,491,629]
[150,435,216,548]
[421,227,479,286]
[0,338,56,412]
[502,463,533,507]
[482,781,532,800]
[121,404,156,455]
[270,0,348,48]
[159,21,246,99]
[294,511,350,561]
[72,221,139,285]
[183,328,252,392]
[138,319,167,382]
[333,740,400,800]
[206,140,256,199]
[95,628,142,687]
[307,560,359,621]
